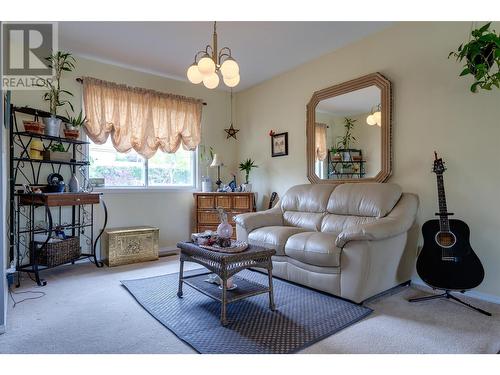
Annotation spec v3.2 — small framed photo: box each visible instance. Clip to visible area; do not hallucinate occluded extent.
[271,132,288,157]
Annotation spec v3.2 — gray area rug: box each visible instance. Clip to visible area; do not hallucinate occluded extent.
[121,269,372,354]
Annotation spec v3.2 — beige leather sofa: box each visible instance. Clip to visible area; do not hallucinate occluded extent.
[234,183,419,303]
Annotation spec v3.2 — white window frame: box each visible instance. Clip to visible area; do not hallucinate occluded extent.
[85,136,199,194]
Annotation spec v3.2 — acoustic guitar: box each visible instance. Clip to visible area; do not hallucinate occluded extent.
[416,152,485,291]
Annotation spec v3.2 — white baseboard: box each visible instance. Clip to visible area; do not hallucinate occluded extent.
[159,247,179,257]
[411,278,500,305]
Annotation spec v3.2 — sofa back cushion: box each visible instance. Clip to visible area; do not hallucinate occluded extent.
[281,184,336,213]
[326,183,402,218]
[280,184,336,231]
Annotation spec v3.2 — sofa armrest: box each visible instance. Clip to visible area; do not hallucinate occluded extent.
[234,204,283,233]
[336,193,419,248]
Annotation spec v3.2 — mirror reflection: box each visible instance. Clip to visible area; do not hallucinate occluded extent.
[314,85,382,180]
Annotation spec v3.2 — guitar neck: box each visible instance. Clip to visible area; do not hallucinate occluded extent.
[436,174,450,231]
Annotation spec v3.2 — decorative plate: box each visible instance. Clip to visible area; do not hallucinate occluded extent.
[200,240,248,253]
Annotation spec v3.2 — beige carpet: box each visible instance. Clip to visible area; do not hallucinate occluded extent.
[1,255,499,354]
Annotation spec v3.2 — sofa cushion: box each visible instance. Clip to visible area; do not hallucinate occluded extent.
[327,183,402,218]
[284,232,341,267]
[281,184,336,213]
[321,214,377,233]
[248,226,308,255]
[283,211,324,231]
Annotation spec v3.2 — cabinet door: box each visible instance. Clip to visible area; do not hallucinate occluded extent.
[215,195,232,209]
[233,195,252,210]
[197,195,215,209]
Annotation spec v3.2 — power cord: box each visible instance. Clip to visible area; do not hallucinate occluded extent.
[8,288,46,308]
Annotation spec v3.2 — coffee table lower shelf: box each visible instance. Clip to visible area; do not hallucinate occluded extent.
[182,272,272,304]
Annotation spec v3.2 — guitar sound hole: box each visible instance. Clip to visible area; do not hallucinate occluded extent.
[435,231,456,248]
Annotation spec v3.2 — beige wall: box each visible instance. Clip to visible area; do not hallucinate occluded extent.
[12,56,237,249]
[235,22,500,298]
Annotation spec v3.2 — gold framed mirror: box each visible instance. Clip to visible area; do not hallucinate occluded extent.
[306,72,392,184]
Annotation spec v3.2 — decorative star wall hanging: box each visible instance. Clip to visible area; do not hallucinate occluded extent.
[224,123,239,140]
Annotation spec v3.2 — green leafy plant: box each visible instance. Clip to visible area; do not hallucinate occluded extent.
[239,158,258,184]
[337,117,357,151]
[449,22,500,92]
[50,143,65,152]
[65,109,87,128]
[38,51,76,115]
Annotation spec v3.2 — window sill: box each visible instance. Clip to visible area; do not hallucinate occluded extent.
[93,186,198,194]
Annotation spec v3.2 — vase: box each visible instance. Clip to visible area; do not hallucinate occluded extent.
[201,176,212,192]
[242,183,252,192]
[43,116,62,137]
[69,173,80,193]
[217,222,233,239]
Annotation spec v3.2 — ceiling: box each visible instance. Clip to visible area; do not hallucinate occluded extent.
[316,86,380,117]
[59,21,392,91]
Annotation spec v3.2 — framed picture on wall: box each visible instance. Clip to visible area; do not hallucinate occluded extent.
[271,132,288,157]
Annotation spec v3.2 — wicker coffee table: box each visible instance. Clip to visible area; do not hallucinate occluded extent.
[176,241,276,325]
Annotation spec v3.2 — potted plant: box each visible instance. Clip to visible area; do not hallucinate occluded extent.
[449,22,500,92]
[338,117,357,162]
[38,51,76,137]
[63,110,86,139]
[239,158,258,192]
[330,146,342,161]
[43,142,72,162]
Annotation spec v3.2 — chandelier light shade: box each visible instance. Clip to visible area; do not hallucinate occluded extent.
[223,74,240,88]
[203,72,220,89]
[366,114,377,126]
[198,55,216,76]
[186,22,240,89]
[187,64,203,84]
[220,58,239,79]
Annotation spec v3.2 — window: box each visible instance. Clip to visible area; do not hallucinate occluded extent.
[89,138,196,189]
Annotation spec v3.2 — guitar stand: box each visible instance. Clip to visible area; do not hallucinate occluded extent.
[409,290,492,316]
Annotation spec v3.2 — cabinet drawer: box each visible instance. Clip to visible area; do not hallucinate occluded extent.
[215,195,232,209]
[197,195,215,209]
[233,195,252,210]
[198,211,220,224]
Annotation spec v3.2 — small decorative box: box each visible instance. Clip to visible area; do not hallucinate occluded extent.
[101,226,159,267]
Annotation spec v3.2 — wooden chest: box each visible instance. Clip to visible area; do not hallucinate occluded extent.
[101,226,159,267]
[193,192,256,239]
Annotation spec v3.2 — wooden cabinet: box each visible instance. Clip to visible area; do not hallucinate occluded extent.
[193,192,256,239]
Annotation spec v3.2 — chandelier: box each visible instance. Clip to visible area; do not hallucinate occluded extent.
[186,21,240,89]
[366,104,382,127]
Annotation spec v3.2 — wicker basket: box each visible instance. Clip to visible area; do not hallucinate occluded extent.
[33,236,81,268]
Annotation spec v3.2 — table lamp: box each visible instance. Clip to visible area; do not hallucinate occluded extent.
[210,154,223,191]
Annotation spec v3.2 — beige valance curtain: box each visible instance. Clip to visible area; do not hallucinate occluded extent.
[82,77,203,159]
[315,123,328,161]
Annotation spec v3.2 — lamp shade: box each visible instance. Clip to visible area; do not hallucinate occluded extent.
[210,154,222,167]
[366,114,376,126]
[373,111,382,126]
[187,64,203,84]
[220,58,239,79]
[198,55,216,76]
[223,74,240,88]
[203,72,220,89]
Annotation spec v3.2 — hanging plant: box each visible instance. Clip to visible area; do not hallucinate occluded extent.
[449,22,500,93]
